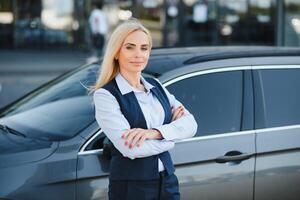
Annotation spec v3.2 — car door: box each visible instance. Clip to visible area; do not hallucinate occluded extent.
[252,66,300,200]
[164,67,255,200]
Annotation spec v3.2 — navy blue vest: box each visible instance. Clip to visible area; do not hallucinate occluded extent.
[102,77,175,180]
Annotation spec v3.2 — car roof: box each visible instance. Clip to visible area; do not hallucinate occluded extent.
[146,46,300,76]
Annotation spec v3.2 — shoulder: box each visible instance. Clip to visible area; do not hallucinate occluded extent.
[93,88,113,100]
[93,79,118,101]
[93,88,120,108]
[93,88,122,113]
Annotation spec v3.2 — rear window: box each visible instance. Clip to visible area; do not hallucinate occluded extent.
[254,68,300,128]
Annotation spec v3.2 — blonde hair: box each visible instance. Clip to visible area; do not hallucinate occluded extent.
[89,19,152,93]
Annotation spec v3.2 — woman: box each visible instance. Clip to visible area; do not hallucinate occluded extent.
[92,19,198,200]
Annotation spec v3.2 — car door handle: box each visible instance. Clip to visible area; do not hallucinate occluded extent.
[215,151,252,163]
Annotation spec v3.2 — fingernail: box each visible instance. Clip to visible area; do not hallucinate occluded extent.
[137,144,140,147]
[125,141,128,145]
[129,144,133,148]
[121,134,124,138]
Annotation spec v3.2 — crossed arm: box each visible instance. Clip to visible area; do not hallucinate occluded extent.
[93,86,197,160]
[121,104,188,149]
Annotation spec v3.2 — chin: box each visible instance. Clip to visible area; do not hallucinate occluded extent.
[131,66,146,72]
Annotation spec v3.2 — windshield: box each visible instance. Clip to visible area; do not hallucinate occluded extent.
[0,63,99,141]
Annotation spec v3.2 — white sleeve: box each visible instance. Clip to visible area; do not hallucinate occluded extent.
[93,88,174,160]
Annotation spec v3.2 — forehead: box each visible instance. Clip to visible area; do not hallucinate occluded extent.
[123,30,149,45]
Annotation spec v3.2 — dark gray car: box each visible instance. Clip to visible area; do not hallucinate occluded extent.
[1,46,300,200]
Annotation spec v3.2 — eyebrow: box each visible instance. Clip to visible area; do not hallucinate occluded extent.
[124,43,149,47]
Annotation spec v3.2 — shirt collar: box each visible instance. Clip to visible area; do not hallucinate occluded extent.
[115,73,154,95]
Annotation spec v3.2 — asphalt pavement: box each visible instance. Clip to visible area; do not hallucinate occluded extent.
[0,49,91,109]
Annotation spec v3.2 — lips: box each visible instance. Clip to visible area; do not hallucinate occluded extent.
[130,62,144,64]
[130,62,145,66]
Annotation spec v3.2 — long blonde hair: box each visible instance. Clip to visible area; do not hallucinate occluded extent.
[89,19,152,93]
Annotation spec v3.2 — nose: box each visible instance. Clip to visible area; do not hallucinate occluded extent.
[134,49,143,58]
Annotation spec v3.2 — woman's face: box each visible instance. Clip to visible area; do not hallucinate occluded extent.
[117,30,150,74]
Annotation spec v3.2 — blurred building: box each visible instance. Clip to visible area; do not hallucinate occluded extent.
[0,0,300,49]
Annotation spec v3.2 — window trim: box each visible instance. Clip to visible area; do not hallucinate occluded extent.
[252,65,300,70]
[78,130,103,156]
[163,66,251,86]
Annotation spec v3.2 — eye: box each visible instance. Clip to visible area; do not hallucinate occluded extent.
[126,46,133,50]
[141,47,148,51]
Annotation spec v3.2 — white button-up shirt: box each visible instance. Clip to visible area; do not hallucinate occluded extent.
[93,73,197,171]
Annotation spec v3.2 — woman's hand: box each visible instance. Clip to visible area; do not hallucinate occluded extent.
[121,106,185,149]
[171,105,185,121]
[122,128,162,149]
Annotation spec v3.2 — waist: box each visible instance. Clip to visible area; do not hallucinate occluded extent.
[109,152,175,180]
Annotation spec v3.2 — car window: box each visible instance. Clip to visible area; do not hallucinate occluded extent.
[0,64,99,141]
[166,70,244,136]
[254,68,300,128]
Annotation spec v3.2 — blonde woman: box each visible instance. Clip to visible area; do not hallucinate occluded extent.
[92,19,197,200]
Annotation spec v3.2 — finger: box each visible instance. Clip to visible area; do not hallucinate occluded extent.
[172,107,183,121]
[181,109,185,116]
[178,109,185,118]
[174,109,185,121]
[172,111,179,121]
[137,135,147,147]
[126,128,145,147]
[122,129,135,139]
[124,129,138,145]
[130,131,144,148]
[124,128,137,140]
[121,129,131,139]
[126,130,140,145]
[176,106,184,114]
[179,110,185,118]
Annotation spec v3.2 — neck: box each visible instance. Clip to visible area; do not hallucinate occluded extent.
[120,70,142,88]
